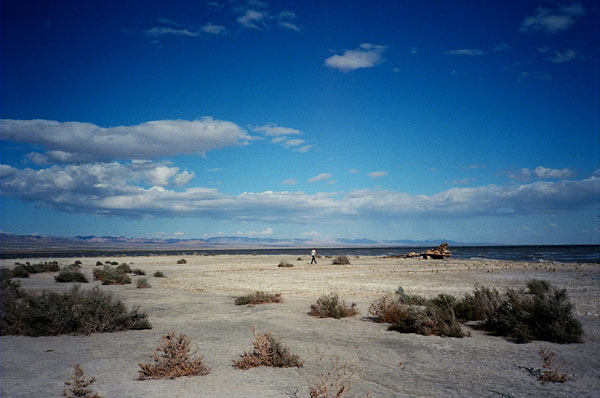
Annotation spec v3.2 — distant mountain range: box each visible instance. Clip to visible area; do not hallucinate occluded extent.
[0,232,489,252]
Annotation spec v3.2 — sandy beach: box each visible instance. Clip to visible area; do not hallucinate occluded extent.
[1,254,599,397]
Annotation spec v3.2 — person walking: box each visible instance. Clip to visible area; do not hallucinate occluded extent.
[311,248,317,264]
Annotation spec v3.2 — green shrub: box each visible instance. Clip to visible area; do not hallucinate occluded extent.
[116,263,132,273]
[0,276,26,335]
[0,285,151,336]
[176,259,187,264]
[484,280,582,343]
[93,266,131,285]
[309,293,358,319]
[153,271,165,278]
[55,270,89,283]
[233,329,302,369]
[110,261,118,266]
[96,261,103,266]
[10,265,30,278]
[235,291,282,305]
[133,269,146,275]
[396,286,428,305]
[136,278,151,289]
[278,260,294,268]
[62,264,82,272]
[454,286,502,321]
[331,255,350,265]
[74,260,82,266]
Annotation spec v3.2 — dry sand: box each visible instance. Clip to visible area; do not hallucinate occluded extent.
[1,254,599,397]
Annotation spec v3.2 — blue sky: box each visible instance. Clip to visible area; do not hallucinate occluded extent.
[1,0,599,244]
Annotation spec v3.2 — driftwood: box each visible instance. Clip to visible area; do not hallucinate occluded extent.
[423,242,451,259]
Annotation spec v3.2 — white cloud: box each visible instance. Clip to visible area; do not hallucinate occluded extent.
[253,123,301,136]
[173,231,185,237]
[237,9,267,29]
[307,173,332,183]
[172,170,195,186]
[279,21,299,31]
[508,168,532,182]
[282,178,296,185]
[348,169,359,174]
[158,18,181,26]
[451,178,475,185]
[144,27,199,37]
[466,164,486,170]
[444,49,484,56]
[534,166,574,179]
[296,145,312,153]
[0,118,252,162]
[236,227,272,237]
[146,166,179,186]
[368,171,388,178]
[202,23,227,35]
[325,43,386,72]
[277,10,299,31]
[493,43,510,51]
[284,138,304,147]
[548,49,576,63]
[2,163,598,220]
[520,3,585,33]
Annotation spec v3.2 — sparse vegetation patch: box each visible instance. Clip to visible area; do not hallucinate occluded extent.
[235,291,282,305]
[136,278,151,289]
[309,293,358,319]
[538,345,573,383]
[55,270,89,283]
[133,269,146,275]
[278,260,294,268]
[331,255,350,265]
[138,331,210,380]
[153,271,165,277]
[177,259,187,264]
[93,266,131,285]
[116,263,132,273]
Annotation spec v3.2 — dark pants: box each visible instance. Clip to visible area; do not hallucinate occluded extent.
[311,256,317,264]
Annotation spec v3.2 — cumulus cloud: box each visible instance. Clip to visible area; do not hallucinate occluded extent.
[237,9,267,29]
[534,166,574,179]
[201,23,227,35]
[520,3,585,33]
[1,163,598,220]
[284,139,304,147]
[368,171,388,178]
[253,123,301,136]
[281,178,296,185]
[444,49,484,56]
[0,118,252,163]
[307,173,332,183]
[548,49,576,63]
[325,43,386,71]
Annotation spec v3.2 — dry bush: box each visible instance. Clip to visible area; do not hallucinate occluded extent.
[233,329,303,369]
[63,364,102,398]
[96,261,103,266]
[454,286,502,321]
[138,331,210,380]
[309,356,355,398]
[133,269,146,275]
[9,265,30,278]
[538,346,573,383]
[153,271,165,277]
[177,259,187,264]
[1,285,151,336]
[309,293,358,319]
[93,266,131,285]
[279,260,294,268]
[235,291,282,305]
[368,294,406,324]
[136,278,151,289]
[55,270,89,283]
[331,256,350,265]
[116,263,132,273]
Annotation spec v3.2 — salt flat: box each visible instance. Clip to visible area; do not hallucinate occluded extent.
[1,254,598,397]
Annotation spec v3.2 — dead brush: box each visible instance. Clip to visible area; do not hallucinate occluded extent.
[309,356,355,398]
[138,331,210,380]
[235,291,283,305]
[233,329,303,369]
[538,345,573,383]
[63,364,102,398]
[309,293,358,319]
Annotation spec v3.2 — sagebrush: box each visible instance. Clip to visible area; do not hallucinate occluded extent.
[538,345,573,383]
[235,291,282,305]
[309,293,358,319]
[93,266,131,285]
[136,278,151,289]
[233,329,303,369]
[63,364,102,398]
[138,331,210,380]
[55,270,89,283]
[331,256,350,265]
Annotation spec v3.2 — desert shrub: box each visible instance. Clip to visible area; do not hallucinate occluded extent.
[455,286,502,321]
[55,270,89,283]
[136,278,151,289]
[138,331,210,380]
[0,276,26,335]
[297,257,303,261]
[233,329,303,369]
[63,364,102,398]
[153,271,165,277]
[369,288,466,338]
[235,291,282,305]
[309,293,358,319]
[105,261,111,264]
[10,265,30,278]
[1,285,151,336]
[177,259,187,264]
[133,269,146,275]
[93,266,131,285]
[110,261,118,265]
[19,261,61,274]
[538,345,573,383]
[309,356,355,398]
[62,264,82,272]
[116,263,132,273]
[96,261,103,266]
[484,280,582,343]
[74,260,82,266]
[331,255,350,265]
[1,268,13,283]
[278,260,294,268]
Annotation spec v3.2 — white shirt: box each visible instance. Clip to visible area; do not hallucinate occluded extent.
[311,249,316,256]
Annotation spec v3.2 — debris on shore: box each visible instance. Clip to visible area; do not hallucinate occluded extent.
[383,242,452,260]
